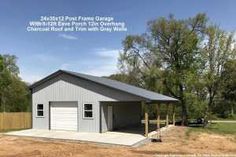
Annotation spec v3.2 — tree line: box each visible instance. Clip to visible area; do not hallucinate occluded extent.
[0,54,30,112]
[109,13,236,125]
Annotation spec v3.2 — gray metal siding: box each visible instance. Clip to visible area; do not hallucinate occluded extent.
[32,73,143,132]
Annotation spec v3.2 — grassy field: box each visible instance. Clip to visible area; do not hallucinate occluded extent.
[187,122,236,136]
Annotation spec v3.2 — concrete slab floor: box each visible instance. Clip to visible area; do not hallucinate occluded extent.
[5,129,147,147]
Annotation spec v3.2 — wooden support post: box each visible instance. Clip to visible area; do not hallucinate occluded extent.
[142,101,149,137]
[166,103,169,126]
[156,104,161,139]
[145,111,149,137]
[156,104,160,130]
[172,105,176,126]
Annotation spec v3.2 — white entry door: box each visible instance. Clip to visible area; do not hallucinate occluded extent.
[107,105,113,131]
[50,102,78,131]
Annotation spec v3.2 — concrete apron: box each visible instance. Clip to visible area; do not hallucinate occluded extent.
[5,129,148,147]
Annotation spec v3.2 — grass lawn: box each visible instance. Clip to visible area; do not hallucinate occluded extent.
[187,123,236,136]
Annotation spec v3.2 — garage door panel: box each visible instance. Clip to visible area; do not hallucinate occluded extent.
[50,102,78,131]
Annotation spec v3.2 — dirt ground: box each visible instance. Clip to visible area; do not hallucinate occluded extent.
[0,126,236,157]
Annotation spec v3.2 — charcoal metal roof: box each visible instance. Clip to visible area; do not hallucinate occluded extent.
[30,70,178,103]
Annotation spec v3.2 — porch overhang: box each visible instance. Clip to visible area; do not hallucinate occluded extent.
[100,100,178,139]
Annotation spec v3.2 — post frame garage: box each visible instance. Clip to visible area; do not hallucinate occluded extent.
[30,70,178,135]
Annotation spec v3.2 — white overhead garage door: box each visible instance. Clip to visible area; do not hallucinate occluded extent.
[50,102,78,131]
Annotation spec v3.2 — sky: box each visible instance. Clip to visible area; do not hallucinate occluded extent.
[0,0,235,83]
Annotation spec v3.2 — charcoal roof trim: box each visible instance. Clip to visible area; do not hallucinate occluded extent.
[30,70,178,102]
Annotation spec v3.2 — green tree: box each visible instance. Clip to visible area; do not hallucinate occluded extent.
[2,54,19,75]
[221,60,236,117]
[0,55,12,111]
[202,26,236,119]
[3,76,30,112]
[107,73,142,87]
[119,14,207,125]
[0,54,30,112]
[0,55,3,71]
